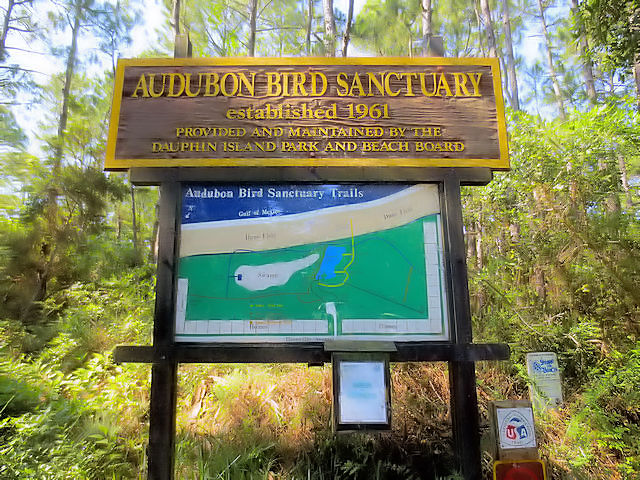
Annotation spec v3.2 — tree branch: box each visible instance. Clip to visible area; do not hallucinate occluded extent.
[5,45,48,55]
[7,26,33,33]
[0,64,46,74]
[256,26,301,32]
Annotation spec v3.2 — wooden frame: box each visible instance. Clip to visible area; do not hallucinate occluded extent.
[113,166,509,480]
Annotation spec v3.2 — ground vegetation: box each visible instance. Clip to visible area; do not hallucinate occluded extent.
[0,0,638,478]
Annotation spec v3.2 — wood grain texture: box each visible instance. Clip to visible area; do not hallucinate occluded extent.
[106,59,509,170]
[113,342,510,363]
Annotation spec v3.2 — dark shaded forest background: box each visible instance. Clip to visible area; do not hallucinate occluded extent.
[0,0,638,478]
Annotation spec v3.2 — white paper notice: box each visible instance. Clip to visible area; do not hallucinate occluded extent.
[338,361,387,424]
[526,352,563,409]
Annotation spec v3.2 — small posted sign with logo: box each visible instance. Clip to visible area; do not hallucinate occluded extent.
[497,407,536,449]
[490,400,538,460]
[526,352,563,409]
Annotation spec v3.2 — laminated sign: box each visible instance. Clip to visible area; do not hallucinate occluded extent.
[105,57,509,170]
[174,183,450,342]
[526,352,563,409]
[497,406,537,450]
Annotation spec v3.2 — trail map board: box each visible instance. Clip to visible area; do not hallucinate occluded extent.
[175,183,449,342]
[111,53,512,480]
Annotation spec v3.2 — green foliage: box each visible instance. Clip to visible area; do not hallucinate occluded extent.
[0,351,142,480]
[296,433,440,480]
[0,269,154,479]
[162,0,322,57]
[578,0,640,72]
[175,433,278,480]
[465,103,640,477]
[565,344,640,477]
[352,0,421,56]
[0,106,27,150]
[0,368,42,418]
[467,103,640,351]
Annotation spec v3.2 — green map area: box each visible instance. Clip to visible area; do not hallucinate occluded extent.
[178,215,442,334]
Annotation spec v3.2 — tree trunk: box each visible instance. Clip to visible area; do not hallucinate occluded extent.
[605,190,621,214]
[0,0,16,62]
[475,220,486,308]
[530,188,547,302]
[422,0,432,38]
[150,202,159,263]
[473,2,486,55]
[305,0,313,55]
[117,206,122,241]
[171,0,181,35]
[502,0,520,110]
[467,231,477,268]
[475,221,484,270]
[634,59,640,111]
[537,0,566,120]
[35,0,83,309]
[421,0,432,55]
[248,0,258,56]
[480,0,497,57]
[322,0,336,56]
[341,0,353,57]
[598,157,621,215]
[54,0,82,169]
[570,0,597,103]
[618,153,633,209]
[499,54,511,101]
[509,222,520,243]
[532,265,546,301]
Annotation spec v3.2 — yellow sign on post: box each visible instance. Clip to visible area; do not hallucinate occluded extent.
[105,57,509,170]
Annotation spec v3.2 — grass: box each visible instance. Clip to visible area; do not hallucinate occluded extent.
[2,270,639,479]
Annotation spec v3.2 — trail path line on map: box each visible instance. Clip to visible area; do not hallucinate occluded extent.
[180,184,438,256]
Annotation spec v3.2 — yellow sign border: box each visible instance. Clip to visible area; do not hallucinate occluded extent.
[105,57,509,171]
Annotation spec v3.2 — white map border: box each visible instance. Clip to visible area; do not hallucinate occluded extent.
[175,185,449,342]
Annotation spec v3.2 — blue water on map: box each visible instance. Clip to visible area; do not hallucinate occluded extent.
[315,246,347,281]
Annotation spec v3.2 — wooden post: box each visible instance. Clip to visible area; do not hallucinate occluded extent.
[442,170,482,480]
[147,180,180,480]
[147,29,192,479]
[417,38,482,479]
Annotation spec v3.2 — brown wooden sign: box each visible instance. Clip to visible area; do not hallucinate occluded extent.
[105,57,509,171]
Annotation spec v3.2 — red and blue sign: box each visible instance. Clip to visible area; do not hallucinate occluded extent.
[497,407,537,449]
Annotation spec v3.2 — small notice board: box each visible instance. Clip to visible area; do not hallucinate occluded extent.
[332,354,392,431]
[526,352,563,409]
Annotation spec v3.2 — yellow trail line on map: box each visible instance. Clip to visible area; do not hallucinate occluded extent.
[403,266,414,303]
[318,220,355,288]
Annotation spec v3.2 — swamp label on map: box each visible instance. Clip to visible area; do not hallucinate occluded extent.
[175,183,449,342]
